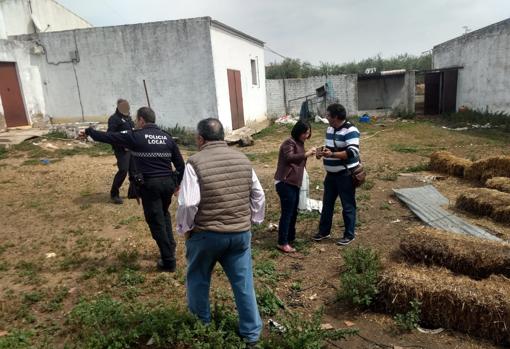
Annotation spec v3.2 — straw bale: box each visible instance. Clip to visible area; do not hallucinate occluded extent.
[455,188,510,223]
[486,177,510,193]
[400,227,510,279]
[429,151,472,177]
[465,156,510,182]
[378,263,510,343]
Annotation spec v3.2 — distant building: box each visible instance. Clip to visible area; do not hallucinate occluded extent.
[428,18,510,114]
[0,2,267,130]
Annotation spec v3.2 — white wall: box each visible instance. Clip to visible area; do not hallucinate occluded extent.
[0,39,46,125]
[0,0,91,39]
[11,18,218,127]
[433,18,510,114]
[210,24,266,131]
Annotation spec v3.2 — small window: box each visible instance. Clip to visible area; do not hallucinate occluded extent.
[251,58,258,85]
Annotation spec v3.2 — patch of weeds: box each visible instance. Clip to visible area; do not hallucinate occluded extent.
[21,159,41,166]
[379,172,398,181]
[394,299,421,331]
[118,268,145,286]
[268,249,280,259]
[60,253,87,271]
[82,266,100,280]
[0,147,8,160]
[161,124,196,149]
[0,329,33,349]
[360,179,374,190]
[118,215,143,225]
[402,163,429,172]
[44,130,69,139]
[16,304,36,323]
[253,123,292,140]
[254,260,276,284]
[257,287,284,316]
[117,250,140,270]
[339,245,380,308]
[290,281,302,292]
[390,144,419,153]
[252,222,268,234]
[356,192,371,202]
[121,286,141,301]
[80,203,91,210]
[22,291,44,305]
[0,260,10,271]
[298,210,321,221]
[79,188,93,197]
[379,202,391,210]
[245,153,257,162]
[16,261,43,285]
[292,238,312,255]
[260,308,358,349]
[68,296,246,348]
[42,287,68,312]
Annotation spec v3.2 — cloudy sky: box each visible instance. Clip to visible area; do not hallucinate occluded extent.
[59,0,510,65]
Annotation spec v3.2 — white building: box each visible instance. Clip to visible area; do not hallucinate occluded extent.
[430,18,510,114]
[0,0,91,39]
[0,4,267,130]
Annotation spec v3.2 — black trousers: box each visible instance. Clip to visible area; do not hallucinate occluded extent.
[111,149,131,197]
[139,176,176,267]
[275,181,300,245]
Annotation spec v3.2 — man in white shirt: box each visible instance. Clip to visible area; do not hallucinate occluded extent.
[176,118,265,346]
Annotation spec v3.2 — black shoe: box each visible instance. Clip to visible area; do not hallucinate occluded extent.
[157,259,176,272]
[245,341,259,348]
[111,195,123,204]
[336,237,355,246]
[312,233,331,241]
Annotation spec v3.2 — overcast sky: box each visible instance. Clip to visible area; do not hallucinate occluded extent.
[59,0,510,65]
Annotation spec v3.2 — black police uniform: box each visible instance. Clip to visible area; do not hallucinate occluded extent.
[107,109,135,200]
[86,124,185,270]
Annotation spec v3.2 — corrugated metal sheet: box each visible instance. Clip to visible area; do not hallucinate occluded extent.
[393,185,501,241]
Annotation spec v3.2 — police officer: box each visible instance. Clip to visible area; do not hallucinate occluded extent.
[107,99,135,204]
[83,106,185,272]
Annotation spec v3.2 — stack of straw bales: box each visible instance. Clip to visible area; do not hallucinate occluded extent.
[486,177,510,193]
[400,227,510,279]
[377,227,510,343]
[429,151,472,177]
[378,264,510,343]
[465,156,510,182]
[455,188,510,223]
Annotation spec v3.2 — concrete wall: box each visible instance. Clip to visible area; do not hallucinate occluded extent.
[357,71,415,113]
[210,24,267,131]
[11,18,218,127]
[0,39,46,126]
[266,74,358,117]
[433,18,510,114]
[0,0,91,39]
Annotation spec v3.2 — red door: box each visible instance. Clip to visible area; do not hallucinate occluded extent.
[227,69,245,130]
[0,62,29,127]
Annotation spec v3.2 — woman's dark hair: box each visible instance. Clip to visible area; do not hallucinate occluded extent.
[291,120,311,141]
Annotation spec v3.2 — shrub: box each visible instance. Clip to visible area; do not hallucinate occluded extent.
[339,246,380,307]
[257,287,284,316]
[394,299,421,331]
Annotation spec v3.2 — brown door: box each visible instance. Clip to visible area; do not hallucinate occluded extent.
[0,62,28,127]
[424,72,440,115]
[442,69,458,114]
[227,69,245,130]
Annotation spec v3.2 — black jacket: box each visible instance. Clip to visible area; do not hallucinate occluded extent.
[107,110,135,152]
[86,124,185,182]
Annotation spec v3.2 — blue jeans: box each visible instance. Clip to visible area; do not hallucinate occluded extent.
[276,182,300,245]
[185,231,262,343]
[318,172,357,239]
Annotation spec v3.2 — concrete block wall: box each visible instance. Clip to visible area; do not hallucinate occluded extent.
[266,74,358,117]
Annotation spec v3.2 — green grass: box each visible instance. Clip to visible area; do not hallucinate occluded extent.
[401,163,429,173]
[390,144,419,153]
[379,172,398,181]
[44,130,69,139]
[257,287,284,316]
[0,330,33,349]
[9,140,113,162]
[161,124,196,149]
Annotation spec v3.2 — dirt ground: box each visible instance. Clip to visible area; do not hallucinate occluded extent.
[1,118,509,348]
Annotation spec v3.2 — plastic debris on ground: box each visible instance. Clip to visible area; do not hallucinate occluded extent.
[275,115,298,125]
[314,115,329,124]
[298,168,323,213]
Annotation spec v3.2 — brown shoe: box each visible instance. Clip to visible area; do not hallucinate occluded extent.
[277,244,296,253]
